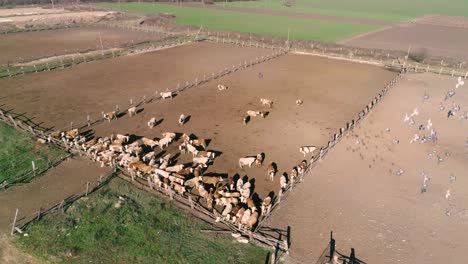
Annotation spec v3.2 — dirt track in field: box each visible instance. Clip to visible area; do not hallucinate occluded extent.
[265,73,468,264]
[89,53,396,200]
[341,23,468,61]
[0,156,108,234]
[166,2,392,26]
[0,27,165,65]
[0,42,271,131]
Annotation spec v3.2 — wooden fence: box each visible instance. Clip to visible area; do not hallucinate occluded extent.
[255,70,406,231]
[1,106,288,251]
[11,167,118,235]
[70,47,289,133]
[0,35,191,79]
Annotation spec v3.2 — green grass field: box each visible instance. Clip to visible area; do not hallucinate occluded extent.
[218,0,468,22]
[99,2,379,42]
[0,122,66,185]
[17,179,270,264]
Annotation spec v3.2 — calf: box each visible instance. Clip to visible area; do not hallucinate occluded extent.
[261,196,272,216]
[195,151,216,159]
[165,164,185,173]
[242,116,250,126]
[160,91,173,99]
[142,137,159,148]
[202,176,223,186]
[158,137,173,150]
[147,117,157,129]
[246,211,259,230]
[193,156,211,166]
[178,114,188,125]
[255,153,263,167]
[267,163,276,181]
[218,84,228,91]
[260,98,273,108]
[189,139,207,149]
[296,99,303,106]
[280,174,288,190]
[128,106,137,117]
[239,157,256,168]
[103,111,117,122]
[246,110,261,117]
[299,146,316,157]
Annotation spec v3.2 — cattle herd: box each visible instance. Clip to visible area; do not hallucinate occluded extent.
[42,84,317,231]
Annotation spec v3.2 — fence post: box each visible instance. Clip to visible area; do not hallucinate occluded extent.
[85,181,90,196]
[32,161,36,176]
[33,65,38,73]
[465,71,468,79]
[8,115,17,127]
[277,189,282,204]
[60,200,65,213]
[10,208,19,235]
[87,115,91,127]
[439,67,443,75]
[46,62,50,71]
[188,195,194,209]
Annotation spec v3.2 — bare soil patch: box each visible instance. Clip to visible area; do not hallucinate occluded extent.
[90,53,396,199]
[0,27,164,65]
[0,42,271,130]
[415,15,468,29]
[0,156,108,233]
[342,23,468,61]
[265,73,468,263]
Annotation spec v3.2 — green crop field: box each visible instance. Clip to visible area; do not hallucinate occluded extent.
[0,122,66,186]
[99,3,379,42]
[218,0,468,22]
[17,179,270,264]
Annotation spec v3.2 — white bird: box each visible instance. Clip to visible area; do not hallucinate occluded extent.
[445,189,451,199]
[403,113,410,122]
[410,108,419,117]
[426,119,432,130]
[410,134,420,144]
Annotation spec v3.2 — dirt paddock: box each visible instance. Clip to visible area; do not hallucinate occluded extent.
[89,53,396,200]
[0,42,272,130]
[0,27,166,65]
[342,23,468,61]
[265,73,468,263]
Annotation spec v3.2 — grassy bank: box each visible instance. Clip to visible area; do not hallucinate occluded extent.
[99,2,379,42]
[218,0,468,22]
[0,122,66,185]
[16,178,270,263]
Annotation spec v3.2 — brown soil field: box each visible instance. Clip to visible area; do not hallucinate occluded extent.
[265,73,468,263]
[0,157,108,234]
[89,54,396,200]
[0,27,165,65]
[0,7,68,17]
[415,15,468,29]
[0,42,272,131]
[342,23,468,61]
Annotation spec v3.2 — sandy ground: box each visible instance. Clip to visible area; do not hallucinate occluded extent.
[0,10,112,26]
[341,23,468,61]
[90,54,396,199]
[0,156,108,234]
[166,2,392,26]
[0,42,271,131]
[0,27,164,65]
[265,73,468,264]
[0,7,68,17]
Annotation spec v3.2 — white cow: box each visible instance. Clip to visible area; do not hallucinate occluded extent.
[160,91,173,99]
[299,146,316,157]
[148,117,157,129]
[128,106,137,117]
[218,84,228,91]
[239,157,256,168]
[179,114,187,125]
[260,98,273,108]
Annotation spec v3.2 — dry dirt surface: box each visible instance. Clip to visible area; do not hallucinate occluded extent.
[415,15,468,29]
[0,10,113,28]
[0,42,272,130]
[341,23,468,61]
[0,27,165,65]
[265,73,468,263]
[0,156,108,234]
[90,54,396,199]
[0,7,67,17]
